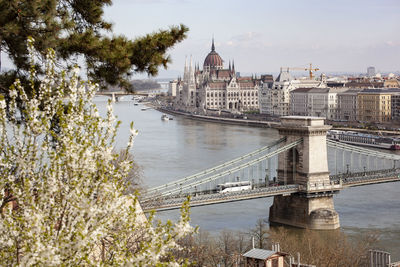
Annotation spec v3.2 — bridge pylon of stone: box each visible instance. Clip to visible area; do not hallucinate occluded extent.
[269,116,341,230]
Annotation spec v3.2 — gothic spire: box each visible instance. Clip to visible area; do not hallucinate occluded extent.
[183,55,188,82]
[189,55,195,84]
[211,36,215,51]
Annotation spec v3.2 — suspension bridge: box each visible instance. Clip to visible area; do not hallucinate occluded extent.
[140,116,400,229]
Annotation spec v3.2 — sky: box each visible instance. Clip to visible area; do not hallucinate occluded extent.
[2,0,400,78]
[101,0,400,78]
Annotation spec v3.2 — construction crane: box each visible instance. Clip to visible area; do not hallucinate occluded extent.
[280,63,320,79]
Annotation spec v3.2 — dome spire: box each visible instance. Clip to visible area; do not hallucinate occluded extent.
[211,36,215,51]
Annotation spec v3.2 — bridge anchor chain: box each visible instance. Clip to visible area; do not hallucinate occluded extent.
[269,116,341,230]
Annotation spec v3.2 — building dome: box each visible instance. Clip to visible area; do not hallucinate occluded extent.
[203,39,223,70]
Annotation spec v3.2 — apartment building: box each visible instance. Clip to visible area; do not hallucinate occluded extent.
[357,89,392,123]
[290,87,346,119]
[337,89,362,121]
[259,69,326,116]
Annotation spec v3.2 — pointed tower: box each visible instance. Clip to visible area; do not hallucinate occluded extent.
[189,55,195,85]
[203,37,223,71]
[183,56,188,82]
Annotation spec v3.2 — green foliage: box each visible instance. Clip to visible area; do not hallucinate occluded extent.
[0,0,188,93]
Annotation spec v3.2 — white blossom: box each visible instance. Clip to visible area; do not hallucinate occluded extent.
[0,41,193,266]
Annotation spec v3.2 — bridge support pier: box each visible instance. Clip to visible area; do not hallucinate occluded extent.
[270,194,339,230]
[269,116,340,230]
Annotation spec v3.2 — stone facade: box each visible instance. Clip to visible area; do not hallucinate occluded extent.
[259,69,327,116]
[337,89,361,121]
[269,116,340,230]
[392,93,400,121]
[357,89,392,123]
[174,39,263,113]
[290,87,347,119]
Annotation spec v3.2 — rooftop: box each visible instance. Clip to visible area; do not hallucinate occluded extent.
[243,248,276,260]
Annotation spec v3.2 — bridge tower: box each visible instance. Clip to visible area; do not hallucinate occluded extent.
[269,116,341,230]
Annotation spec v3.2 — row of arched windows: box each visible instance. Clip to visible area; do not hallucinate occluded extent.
[206,91,259,97]
[207,92,226,97]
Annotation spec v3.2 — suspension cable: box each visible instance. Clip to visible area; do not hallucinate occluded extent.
[145,137,287,195]
[143,138,302,199]
[327,139,400,161]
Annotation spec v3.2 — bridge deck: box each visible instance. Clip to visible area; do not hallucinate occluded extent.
[141,172,400,212]
[142,185,299,212]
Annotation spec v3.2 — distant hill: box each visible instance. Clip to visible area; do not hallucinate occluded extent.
[131,79,161,91]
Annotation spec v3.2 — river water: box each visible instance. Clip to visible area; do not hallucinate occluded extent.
[95,96,400,258]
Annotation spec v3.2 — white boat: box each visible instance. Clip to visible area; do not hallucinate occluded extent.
[161,114,169,121]
[141,107,151,111]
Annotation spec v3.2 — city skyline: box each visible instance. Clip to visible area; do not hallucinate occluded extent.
[102,0,399,78]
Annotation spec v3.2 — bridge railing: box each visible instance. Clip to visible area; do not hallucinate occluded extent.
[330,168,400,181]
[141,184,301,211]
[299,180,342,192]
[339,171,400,186]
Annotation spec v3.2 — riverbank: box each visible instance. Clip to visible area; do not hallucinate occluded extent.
[149,99,400,136]
[155,107,279,128]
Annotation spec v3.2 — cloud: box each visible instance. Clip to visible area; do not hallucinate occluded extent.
[385,41,400,47]
[225,32,272,49]
[231,32,261,42]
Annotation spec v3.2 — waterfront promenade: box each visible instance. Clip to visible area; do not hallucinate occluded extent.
[156,106,280,128]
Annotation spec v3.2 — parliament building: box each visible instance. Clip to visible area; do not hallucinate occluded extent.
[174,39,271,113]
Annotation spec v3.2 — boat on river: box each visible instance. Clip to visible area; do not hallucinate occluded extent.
[327,130,400,150]
[161,114,173,120]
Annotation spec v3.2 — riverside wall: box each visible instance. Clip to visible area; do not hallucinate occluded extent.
[156,107,280,128]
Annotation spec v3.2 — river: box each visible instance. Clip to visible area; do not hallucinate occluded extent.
[95,96,400,258]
